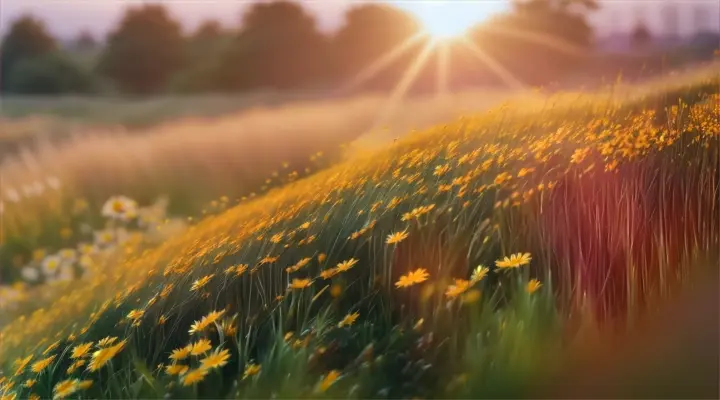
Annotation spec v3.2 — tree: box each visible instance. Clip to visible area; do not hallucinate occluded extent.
[631,21,652,51]
[4,52,98,94]
[0,15,57,91]
[510,0,598,48]
[331,4,422,89]
[193,20,223,42]
[73,30,97,51]
[466,0,599,85]
[172,20,231,93]
[98,4,184,94]
[220,1,328,90]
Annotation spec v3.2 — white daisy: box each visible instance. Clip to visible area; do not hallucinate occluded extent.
[79,254,95,269]
[102,196,138,220]
[94,229,116,246]
[77,243,98,255]
[41,255,63,277]
[21,267,40,282]
[58,248,77,264]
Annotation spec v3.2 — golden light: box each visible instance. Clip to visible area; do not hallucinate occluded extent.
[421,18,472,39]
[394,2,503,40]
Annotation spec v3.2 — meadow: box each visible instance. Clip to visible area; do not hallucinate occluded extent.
[0,86,526,280]
[0,65,718,399]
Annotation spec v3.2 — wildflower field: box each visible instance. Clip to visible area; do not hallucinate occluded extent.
[0,66,718,399]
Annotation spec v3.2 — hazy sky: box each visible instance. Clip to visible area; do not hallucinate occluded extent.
[1,0,718,40]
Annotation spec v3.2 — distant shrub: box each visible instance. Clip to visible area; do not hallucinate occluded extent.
[4,52,99,95]
[0,15,57,91]
[97,4,185,94]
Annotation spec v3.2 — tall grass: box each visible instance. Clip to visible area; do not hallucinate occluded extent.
[0,69,717,399]
[0,89,519,263]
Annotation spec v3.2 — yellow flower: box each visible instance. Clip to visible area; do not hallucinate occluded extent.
[32,249,46,262]
[199,347,230,370]
[289,278,312,290]
[471,265,489,283]
[2,391,17,400]
[317,253,327,263]
[517,167,535,177]
[386,230,409,245]
[433,164,450,176]
[88,340,126,372]
[23,379,36,388]
[190,339,212,355]
[71,342,93,359]
[495,253,532,269]
[335,258,358,272]
[53,379,79,399]
[189,309,226,335]
[13,354,32,376]
[527,279,542,294]
[571,147,590,164]
[78,380,93,390]
[461,289,482,304]
[97,336,118,348]
[445,279,471,298]
[395,268,430,288]
[31,355,56,373]
[191,274,214,291]
[67,360,85,374]
[159,284,174,298]
[126,309,144,322]
[320,268,339,280]
[59,227,73,239]
[243,363,261,380]
[29,395,40,400]
[605,159,619,172]
[317,370,341,393]
[222,316,238,337]
[235,264,249,276]
[338,312,359,328]
[43,340,60,355]
[165,364,189,376]
[182,368,209,386]
[169,345,192,361]
[259,255,279,265]
[330,284,342,298]
[286,257,312,273]
[494,172,512,185]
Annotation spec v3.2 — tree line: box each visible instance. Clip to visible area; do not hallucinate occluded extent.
[1,0,601,95]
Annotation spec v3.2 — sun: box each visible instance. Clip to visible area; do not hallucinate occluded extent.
[393,2,504,40]
[422,17,472,39]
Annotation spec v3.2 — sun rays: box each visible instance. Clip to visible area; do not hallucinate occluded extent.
[459,37,525,91]
[374,39,437,128]
[338,32,429,93]
[338,13,591,128]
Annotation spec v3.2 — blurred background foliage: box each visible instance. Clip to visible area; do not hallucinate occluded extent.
[1,0,716,98]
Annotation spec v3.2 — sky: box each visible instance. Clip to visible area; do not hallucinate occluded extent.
[1,0,719,41]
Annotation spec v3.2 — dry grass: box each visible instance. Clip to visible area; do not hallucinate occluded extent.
[0,88,520,243]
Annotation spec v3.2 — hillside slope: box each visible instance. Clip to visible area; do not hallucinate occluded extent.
[0,71,718,399]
